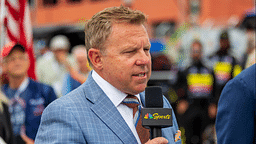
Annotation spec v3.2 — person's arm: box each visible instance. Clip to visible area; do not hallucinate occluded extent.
[62,58,87,84]
[176,70,189,115]
[69,70,87,84]
[208,71,217,119]
[215,77,254,144]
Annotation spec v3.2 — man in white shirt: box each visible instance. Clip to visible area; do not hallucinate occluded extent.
[36,35,75,97]
[35,6,181,144]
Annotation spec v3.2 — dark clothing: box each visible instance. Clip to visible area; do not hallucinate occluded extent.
[209,52,241,102]
[0,102,14,144]
[216,64,255,143]
[177,61,216,106]
[176,61,216,144]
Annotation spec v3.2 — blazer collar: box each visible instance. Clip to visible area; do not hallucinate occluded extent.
[81,72,138,144]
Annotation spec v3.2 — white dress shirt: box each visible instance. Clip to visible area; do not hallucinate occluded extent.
[92,70,142,144]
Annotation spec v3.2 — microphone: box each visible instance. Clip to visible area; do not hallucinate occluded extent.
[142,86,173,139]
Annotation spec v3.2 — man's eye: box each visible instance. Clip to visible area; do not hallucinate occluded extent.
[126,50,136,53]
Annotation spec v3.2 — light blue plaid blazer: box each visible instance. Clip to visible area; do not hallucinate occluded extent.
[35,72,181,144]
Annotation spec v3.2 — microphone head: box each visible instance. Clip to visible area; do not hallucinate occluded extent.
[145,86,163,108]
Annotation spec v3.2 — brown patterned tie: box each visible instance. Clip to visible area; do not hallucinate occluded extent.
[122,95,150,144]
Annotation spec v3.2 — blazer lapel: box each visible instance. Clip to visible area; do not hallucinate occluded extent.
[84,72,138,144]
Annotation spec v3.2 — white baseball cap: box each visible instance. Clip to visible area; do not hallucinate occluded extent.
[49,35,70,51]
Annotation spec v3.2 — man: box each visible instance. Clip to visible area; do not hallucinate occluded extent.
[62,45,91,95]
[215,63,255,143]
[35,6,181,144]
[36,35,75,97]
[176,40,216,144]
[1,42,57,143]
[241,35,255,69]
[208,30,242,101]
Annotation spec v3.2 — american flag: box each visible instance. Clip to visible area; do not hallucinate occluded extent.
[2,0,36,80]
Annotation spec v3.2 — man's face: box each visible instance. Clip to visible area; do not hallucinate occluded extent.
[4,49,29,77]
[191,43,202,61]
[53,49,68,63]
[220,39,230,51]
[99,23,151,95]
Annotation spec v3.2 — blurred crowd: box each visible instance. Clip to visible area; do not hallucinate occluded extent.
[0,23,255,144]
[150,27,255,144]
[0,35,91,144]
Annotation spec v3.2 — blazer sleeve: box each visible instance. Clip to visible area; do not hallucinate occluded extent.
[35,101,86,144]
[215,77,254,144]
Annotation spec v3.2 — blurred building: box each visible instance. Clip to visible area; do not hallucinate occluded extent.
[29,0,254,27]
[28,0,254,57]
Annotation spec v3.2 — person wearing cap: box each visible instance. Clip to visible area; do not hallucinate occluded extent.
[208,30,242,103]
[36,35,76,98]
[1,42,57,144]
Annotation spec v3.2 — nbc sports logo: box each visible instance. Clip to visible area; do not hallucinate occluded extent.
[144,113,153,119]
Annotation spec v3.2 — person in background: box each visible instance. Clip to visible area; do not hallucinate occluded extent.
[240,34,255,69]
[176,40,216,144]
[215,63,255,144]
[34,40,51,59]
[0,91,14,144]
[62,45,91,95]
[35,5,181,144]
[1,42,57,144]
[36,35,75,98]
[208,30,242,102]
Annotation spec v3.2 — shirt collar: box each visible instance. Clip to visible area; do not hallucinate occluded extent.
[92,70,141,107]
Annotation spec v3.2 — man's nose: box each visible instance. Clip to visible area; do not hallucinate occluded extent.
[135,51,151,65]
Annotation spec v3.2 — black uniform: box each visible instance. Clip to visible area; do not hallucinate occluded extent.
[209,51,242,102]
[176,61,216,144]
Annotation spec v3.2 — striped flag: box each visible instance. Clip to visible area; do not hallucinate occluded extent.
[3,0,36,80]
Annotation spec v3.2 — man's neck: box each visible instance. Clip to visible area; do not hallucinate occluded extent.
[9,75,27,89]
[192,59,202,66]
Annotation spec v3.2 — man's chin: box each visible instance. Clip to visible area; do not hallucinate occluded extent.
[133,85,147,94]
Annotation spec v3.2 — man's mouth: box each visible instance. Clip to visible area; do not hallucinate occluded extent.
[133,73,146,77]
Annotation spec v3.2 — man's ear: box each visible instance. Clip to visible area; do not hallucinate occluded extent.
[88,48,103,70]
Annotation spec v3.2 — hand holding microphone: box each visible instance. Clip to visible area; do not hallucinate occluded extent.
[142,86,181,143]
[145,137,169,144]
[142,86,173,139]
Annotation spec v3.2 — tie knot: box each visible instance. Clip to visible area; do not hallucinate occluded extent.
[122,95,140,109]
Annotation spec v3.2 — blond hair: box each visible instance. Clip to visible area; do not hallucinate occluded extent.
[84,5,147,64]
